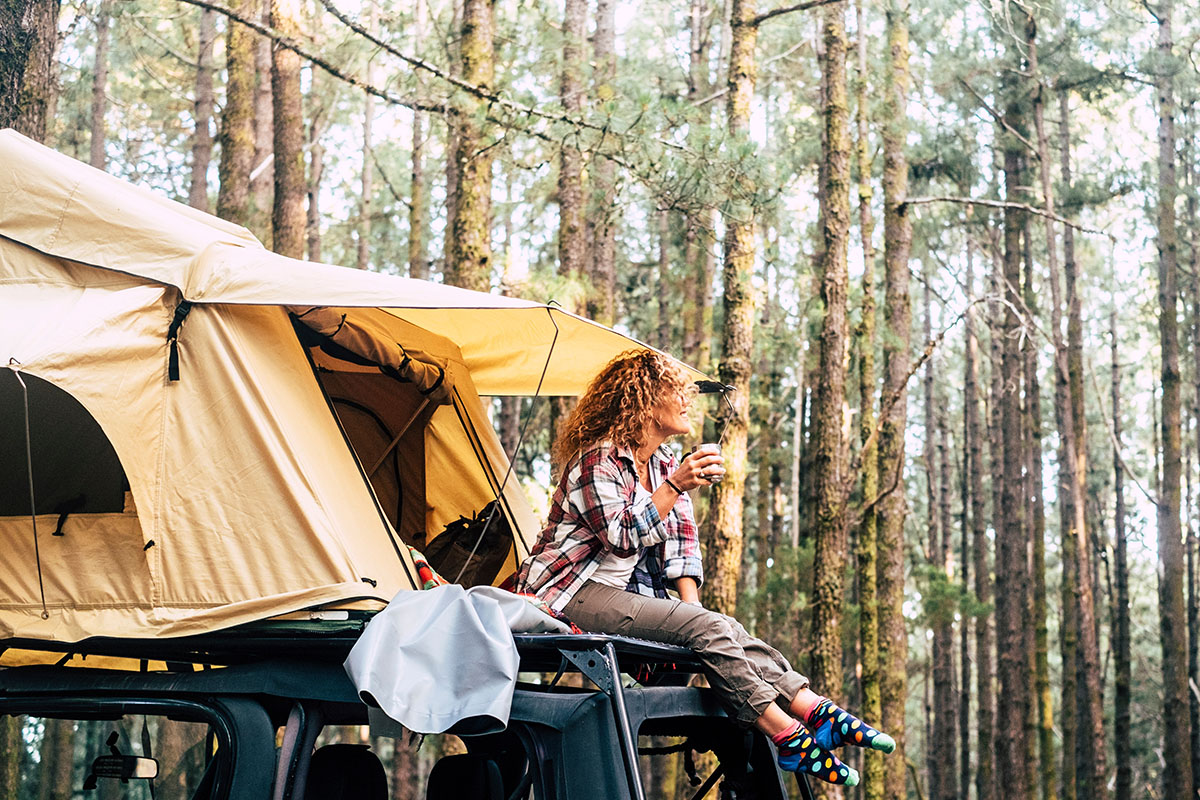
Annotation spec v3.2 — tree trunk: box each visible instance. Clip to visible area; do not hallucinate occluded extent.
[1022,218,1054,800]
[356,5,377,271]
[88,1,109,169]
[1111,301,1131,800]
[933,367,956,800]
[1155,4,1194,798]
[810,1,850,719]
[682,0,715,373]
[269,0,304,258]
[700,0,757,617]
[877,2,913,794]
[38,717,73,800]
[587,0,616,325]
[0,0,60,142]
[251,0,273,224]
[657,209,671,350]
[1188,112,1200,800]
[853,2,883,788]
[995,60,1030,799]
[446,0,493,291]
[217,0,256,226]
[0,716,18,800]
[408,0,428,279]
[966,224,995,800]
[1046,79,1108,799]
[557,0,586,284]
[305,99,323,262]
[188,8,217,210]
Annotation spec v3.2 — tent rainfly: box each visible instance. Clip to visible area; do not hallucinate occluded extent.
[0,130,698,644]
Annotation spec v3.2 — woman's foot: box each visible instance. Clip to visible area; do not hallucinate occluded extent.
[772,721,859,786]
[806,698,895,754]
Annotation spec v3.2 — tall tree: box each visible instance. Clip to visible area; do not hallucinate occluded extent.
[251,0,273,222]
[557,0,586,282]
[269,0,304,257]
[1048,79,1106,799]
[217,0,257,226]
[588,0,616,324]
[682,0,716,372]
[188,8,217,210]
[1153,2,1194,797]
[356,5,377,271]
[88,1,110,169]
[408,0,428,280]
[852,0,883,790]
[810,0,850,714]
[1111,299,1131,800]
[701,0,757,616]
[965,220,995,800]
[1024,24,1058,800]
[0,0,59,141]
[995,51,1030,800]
[445,0,493,291]
[876,1,913,793]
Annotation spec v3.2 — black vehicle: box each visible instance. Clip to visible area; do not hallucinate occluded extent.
[0,623,814,800]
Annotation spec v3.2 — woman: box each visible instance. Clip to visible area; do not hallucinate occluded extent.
[516,350,894,787]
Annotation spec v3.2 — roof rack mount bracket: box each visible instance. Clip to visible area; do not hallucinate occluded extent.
[557,646,616,695]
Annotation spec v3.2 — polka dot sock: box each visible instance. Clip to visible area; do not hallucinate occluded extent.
[805,697,896,754]
[771,720,860,787]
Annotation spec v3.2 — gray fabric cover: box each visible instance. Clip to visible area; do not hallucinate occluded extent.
[344,585,570,734]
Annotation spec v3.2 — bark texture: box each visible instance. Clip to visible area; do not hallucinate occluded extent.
[269,0,304,258]
[88,1,110,169]
[701,0,757,616]
[188,8,217,210]
[217,0,257,226]
[587,0,616,324]
[1155,4,1194,798]
[0,0,60,142]
[853,2,883,788]
[446,0,494,291]
[877,2,912,794]
[557,0,586,282]
[810,0,850,711]
[995,62,1030,800]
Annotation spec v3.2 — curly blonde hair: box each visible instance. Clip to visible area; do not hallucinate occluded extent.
[552,349,695,469]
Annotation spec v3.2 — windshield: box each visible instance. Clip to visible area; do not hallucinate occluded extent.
[1,712,214,800]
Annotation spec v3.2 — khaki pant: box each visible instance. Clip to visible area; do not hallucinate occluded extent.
[567,580,809,726]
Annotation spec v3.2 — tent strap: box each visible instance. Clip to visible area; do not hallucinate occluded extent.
[7,360,49,619]
[167,299,193,382]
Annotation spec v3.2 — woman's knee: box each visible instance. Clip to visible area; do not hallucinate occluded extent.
[677,610,737,649]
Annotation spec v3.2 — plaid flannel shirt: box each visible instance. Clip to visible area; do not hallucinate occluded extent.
[515,441,703,612]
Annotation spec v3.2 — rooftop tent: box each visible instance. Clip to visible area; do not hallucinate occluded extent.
[0,130,699,644]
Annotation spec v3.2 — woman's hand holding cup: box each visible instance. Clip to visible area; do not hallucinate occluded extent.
[673,443,725,490]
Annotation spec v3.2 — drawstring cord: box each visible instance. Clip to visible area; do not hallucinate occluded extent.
[453,306,560,584]
[7,359,49,619]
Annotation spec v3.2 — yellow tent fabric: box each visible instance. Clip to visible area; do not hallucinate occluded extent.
[0,130,692,644]
[0,130,697,396]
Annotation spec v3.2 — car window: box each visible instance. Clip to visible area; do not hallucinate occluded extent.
[2,714,214,800]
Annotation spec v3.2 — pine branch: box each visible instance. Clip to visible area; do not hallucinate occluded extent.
[314,0,690,157]
[903,195,1111,237]
[752,0,843,28]
[174,0,440,113]
[957,77,1041,158]
[843,297,987,531]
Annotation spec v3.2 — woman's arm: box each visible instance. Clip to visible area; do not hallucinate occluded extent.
[674,576,701,604]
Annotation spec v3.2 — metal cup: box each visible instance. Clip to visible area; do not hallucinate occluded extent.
[695,443,724,484]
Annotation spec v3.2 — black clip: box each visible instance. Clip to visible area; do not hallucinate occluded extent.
[167,300,194,382]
